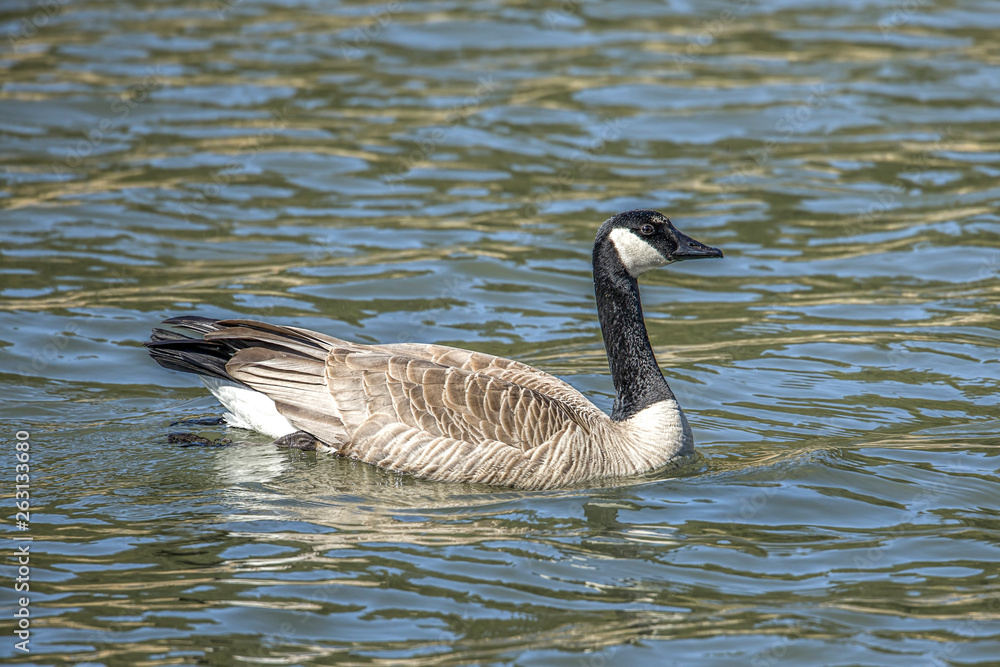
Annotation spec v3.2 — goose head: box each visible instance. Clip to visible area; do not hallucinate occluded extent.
[597,209,723,278]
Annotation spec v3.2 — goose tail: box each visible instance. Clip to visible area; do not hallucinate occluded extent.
[145,316,237,383]
[144,317,348,442]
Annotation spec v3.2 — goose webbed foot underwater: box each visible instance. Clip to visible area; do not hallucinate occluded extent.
[145,210,723,490]
[272,430,326,451]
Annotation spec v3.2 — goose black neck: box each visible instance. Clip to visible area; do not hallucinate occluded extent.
[593,239,675,421]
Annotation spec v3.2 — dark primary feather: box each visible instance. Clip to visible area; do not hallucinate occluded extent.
[145,326,236,383]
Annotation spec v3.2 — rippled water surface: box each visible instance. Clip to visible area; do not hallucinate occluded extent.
[2,0,1000,664]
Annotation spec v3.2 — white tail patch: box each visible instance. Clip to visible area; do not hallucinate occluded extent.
[609,228,669,277]
[200,377,297,439]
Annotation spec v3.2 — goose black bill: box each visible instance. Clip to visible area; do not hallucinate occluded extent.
[673,231,723,261]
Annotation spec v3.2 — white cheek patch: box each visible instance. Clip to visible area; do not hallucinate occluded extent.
[609,228,669,277]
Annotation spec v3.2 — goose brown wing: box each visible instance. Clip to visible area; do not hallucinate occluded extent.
[323,347,595,452]
[376,342,604,421]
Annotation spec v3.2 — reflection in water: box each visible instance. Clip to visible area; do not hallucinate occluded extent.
[2,0,999,664]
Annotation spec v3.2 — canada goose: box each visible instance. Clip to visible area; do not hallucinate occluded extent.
[146,209,722,489]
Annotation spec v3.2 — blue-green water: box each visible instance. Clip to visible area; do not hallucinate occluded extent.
[1,0,999,664]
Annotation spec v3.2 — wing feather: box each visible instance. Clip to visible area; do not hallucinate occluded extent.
[192,320,606,484]
[378,342,603,419]
[324,349,594,453]
[226,347,349,446]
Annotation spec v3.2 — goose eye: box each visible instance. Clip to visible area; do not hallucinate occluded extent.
[639,224,655,236]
